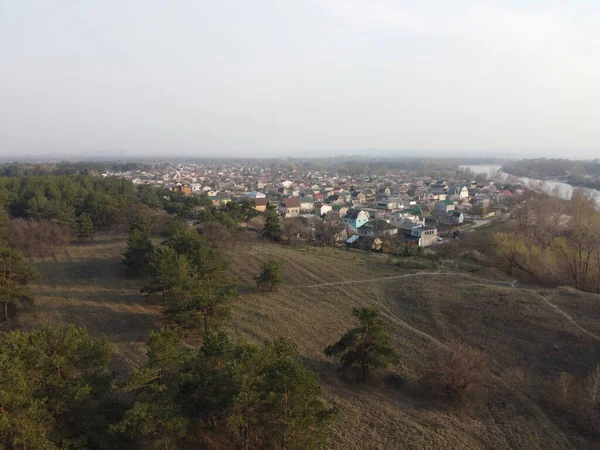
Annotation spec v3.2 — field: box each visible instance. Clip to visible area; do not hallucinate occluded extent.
[5,234,600,449]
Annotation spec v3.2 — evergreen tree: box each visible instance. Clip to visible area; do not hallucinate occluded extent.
[122,227,154,274]
[0,245,35,321]
[254,258,284,292]
[77,212,94,239]
[111,328,190,449]
[262,204,281,241]
[142,245,192,306]
[0,326,113,449]
[325,307,399,381]
[165,275,237,334]
[115,332,335,450]
[229,338,336,450]
[0,207,8,243]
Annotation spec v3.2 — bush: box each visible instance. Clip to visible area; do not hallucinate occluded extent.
[7,218,72,258]
[423,342,489,405]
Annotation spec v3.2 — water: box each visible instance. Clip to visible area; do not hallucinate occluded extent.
[461,164,600,201]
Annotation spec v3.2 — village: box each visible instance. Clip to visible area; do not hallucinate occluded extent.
[103,161,522,252]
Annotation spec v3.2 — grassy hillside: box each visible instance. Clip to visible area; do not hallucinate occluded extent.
[4,234,600,449]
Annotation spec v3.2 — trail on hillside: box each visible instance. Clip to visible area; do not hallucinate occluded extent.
[285,270,600,343]
[537,293,600,342]
[284,271,465,288]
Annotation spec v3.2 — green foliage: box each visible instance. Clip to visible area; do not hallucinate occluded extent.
[325,307,399,381]
[114,332,335,449]
[122,228,154,274]
[77,212,94,239]
[136,184,162,209]
[0,174,140,228]
[254,258,284,292]
[0,326,113,449]
[165,275,237,334]
[159,224,236,334]
[142,246,193,305]
[0,244,36,320]
[262,204,281,241]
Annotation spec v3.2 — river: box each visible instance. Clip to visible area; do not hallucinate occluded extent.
[461,164,600,201]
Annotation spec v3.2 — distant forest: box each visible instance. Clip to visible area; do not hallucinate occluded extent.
[503,158,600,190]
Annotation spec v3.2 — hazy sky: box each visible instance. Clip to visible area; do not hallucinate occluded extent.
[1,1,599,158]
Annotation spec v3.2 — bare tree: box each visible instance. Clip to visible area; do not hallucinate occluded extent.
[424,342,489,404]
[584,364,600,413]
[558,372,576,408]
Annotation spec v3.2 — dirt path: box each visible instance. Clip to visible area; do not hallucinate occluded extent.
[285,271,465,288]
[286,270,600,344]
[538,293,600,341]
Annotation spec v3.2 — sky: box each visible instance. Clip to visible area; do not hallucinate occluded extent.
[1,0,599,159]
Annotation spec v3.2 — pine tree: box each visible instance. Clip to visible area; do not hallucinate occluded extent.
[142,245,192,306]
[0,245,35,321]
[122,227,154,274]
[229,338,336,450]
[77,212,94,239]
[262,204,281,241]
[254,258,284,292]
[165,275,237,334]
[0,326,112,449]
[325,307,399,381]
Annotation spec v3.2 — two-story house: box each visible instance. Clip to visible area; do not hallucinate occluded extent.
[280,197,300,218]
[342,209,369,230]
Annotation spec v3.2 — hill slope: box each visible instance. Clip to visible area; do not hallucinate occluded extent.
[5,236,600,449]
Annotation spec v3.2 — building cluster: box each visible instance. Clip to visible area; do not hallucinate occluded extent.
[108,162,520,250]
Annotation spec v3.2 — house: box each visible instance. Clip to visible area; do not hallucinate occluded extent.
[251,197,268,212]
[403,225,438,247]
[281,180,293,188]
[430,184,447,195]
[350,191,365,205]
[357,219,398,238]
[299,197,314,212]
[218,192,231,205]
[472,194,490,208]
[433,199,455,217]
[389,212,424,230]
[314,203,332,217]
[172,184,191,195]
[441,210,464,225]
[280,197,300,218]
[448,184,469,199]
[246,191,266,199]
[342,209,369,230]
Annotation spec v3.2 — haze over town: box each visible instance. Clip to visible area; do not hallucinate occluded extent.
[1,1,599,159]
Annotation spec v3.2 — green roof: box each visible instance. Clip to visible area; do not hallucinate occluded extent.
[441,199,455,205]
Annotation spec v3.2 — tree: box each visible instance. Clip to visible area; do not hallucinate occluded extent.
[254,259,284,292]
[0,326,113,449]
[229,339,336,450]
[142,246,193,306]
[0,245,35,321]
[584,364,600,412]
[424,342,489,403]
[77,212,94,239]
[262,204,281,241]
[122,227,154,274]
[324,307,399,381]
[165,275,237,334]
[111,328,190,449]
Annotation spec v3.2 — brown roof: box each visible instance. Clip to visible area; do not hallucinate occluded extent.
[252,198,268,206]
[282,197,301,208]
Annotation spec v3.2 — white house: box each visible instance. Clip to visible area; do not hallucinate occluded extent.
[389,212,424,230]
[246,191,266,199]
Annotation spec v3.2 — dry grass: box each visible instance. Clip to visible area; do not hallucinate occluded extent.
[4,234,600,449]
